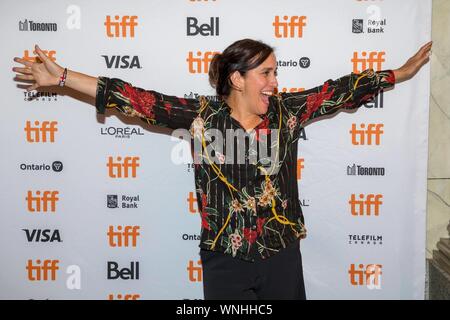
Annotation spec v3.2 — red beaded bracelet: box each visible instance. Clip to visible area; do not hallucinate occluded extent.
[58,68,67,87]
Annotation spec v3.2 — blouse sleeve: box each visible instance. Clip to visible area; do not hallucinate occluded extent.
[95,77,200,130]
[281,69,396,127]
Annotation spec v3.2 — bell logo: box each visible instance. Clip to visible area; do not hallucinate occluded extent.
[349,194,383,216]
[186,51,220,74]
[187,260,202,282]
[351,51,385,74]
[26,190,59,213]
[107,261,140,280]
[187,192,199,214]
[107,156,140,178]
[24,121,58,143]
[273,16,307,38]
[23,49,56,62]
[348,264,382,289]
[187,17,219,36]
[26,259,59,281]
[350,123,384,145]
[108,294,141,300]
[104,15,138,38]
[107,225,141,247]
[297,158,305,180]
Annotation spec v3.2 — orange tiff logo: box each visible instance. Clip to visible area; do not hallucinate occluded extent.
[25,121,58,143]
[187,51,220,74]
[107,226,141,247]
[273,16,307,38]
[349,194,383,216]
[26,190,59,213]
[187,260,203,282]
[23,49,56,62]
[187,192,199,214]
[350,123,384,145]
[348,264,383,289]
[107,156,140,178]
[351,51,386,74]
[297,158,305,180]
[104,15,138,38]
[26,259,59,281]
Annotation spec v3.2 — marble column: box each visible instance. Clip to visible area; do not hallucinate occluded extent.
[427,0,450,260]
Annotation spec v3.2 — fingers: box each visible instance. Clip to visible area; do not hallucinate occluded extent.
[12,67,32,75]
[34,45,49,63]
[13,57,33,67]
[419,41,432,56]
[27,83,39,92]
[15,74,34,81]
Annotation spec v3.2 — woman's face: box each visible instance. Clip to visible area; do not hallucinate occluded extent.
[241,52,279,115]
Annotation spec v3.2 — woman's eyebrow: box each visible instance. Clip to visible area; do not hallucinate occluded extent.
[261,67,278,72]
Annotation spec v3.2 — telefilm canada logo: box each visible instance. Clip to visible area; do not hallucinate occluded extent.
[348,234,383,246]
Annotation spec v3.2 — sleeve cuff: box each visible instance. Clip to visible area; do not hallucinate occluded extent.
[95,76,110,114]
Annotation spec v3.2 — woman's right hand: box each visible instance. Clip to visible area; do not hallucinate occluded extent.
[13,45,64,91]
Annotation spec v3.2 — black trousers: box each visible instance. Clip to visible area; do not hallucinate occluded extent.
[200,239,306,300]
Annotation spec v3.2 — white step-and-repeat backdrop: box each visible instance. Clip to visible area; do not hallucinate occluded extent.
[0,0,431,299]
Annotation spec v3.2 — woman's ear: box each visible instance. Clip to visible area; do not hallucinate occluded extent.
[229,71,244,92]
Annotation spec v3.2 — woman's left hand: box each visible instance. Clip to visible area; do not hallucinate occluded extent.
[393,41,432,83]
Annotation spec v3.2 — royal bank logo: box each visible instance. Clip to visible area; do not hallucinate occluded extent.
[352,19,364,33]
[352,18,386,34]
[107,195,119,208]
[107,194,140,209]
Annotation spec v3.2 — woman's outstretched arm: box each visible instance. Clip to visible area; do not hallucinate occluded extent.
[13,45,201,130]
[13,45,98,97]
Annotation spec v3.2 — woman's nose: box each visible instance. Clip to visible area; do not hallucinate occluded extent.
[272,77,279,88]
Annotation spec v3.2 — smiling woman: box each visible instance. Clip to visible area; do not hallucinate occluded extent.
[12,38,431,300]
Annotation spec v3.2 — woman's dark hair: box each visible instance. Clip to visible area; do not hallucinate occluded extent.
[209,39,274,97]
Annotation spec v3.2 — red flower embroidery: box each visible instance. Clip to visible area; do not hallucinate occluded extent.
[243,228,258,244]
[164,102,172,115]
[256,217,266,236]
[385,72,396,85]
[201,194,211,231]
[300,82,335,124]
[117,84,157,119]
[178,98,188,105]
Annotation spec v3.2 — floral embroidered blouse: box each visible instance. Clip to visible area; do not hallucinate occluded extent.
[95,69,395,262]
